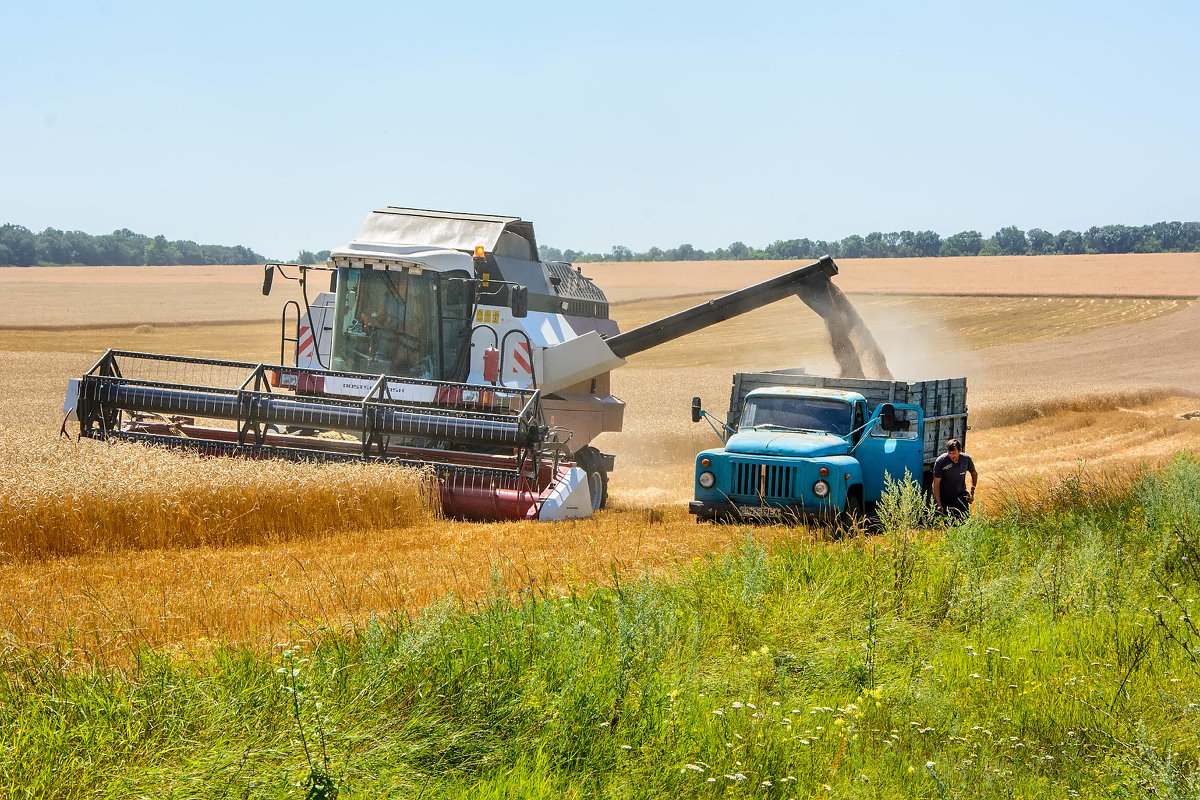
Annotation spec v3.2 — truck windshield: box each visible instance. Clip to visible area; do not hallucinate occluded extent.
[740,396,853,435]
[330,267,472,380]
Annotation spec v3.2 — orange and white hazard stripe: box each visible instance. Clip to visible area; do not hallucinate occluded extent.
[511,341,532,378]
[297,323,314,360]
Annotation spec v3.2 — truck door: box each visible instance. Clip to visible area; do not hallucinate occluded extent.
[854,403,924,504]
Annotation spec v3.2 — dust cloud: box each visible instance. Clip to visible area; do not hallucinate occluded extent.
[795,280,893,380]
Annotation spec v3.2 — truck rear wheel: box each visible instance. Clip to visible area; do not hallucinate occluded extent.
[573,446,609,510]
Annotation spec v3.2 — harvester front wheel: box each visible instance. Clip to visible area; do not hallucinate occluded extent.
[573,446,609,510]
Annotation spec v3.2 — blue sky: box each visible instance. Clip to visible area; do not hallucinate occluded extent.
[3,1,1197,260]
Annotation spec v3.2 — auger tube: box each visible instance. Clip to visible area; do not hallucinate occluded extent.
[603,256,837,359]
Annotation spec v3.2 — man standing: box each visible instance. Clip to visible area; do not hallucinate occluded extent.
[932,439,977,520]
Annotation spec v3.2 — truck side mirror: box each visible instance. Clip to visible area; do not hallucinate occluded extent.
[510,285,528,318]
[262,264,275,296]
[878,403,910,432]
[879,403,896,432]
[691,396,702,423]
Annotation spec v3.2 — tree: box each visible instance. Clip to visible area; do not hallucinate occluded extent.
[35,228,71,264]
[939,231,983,257]
[813,240,837,258]
[881,232,903,256]
[1133,234,1163,253]
[144,234,180,266]
[839,234,866,259]
[539,245,564,262]
[1055,230,1084,255]
[99,229,148,265]
[1179,222,1200,252]
[1149,221,1184,252]
[174,240,205,265]
[668,243,698,261]
[908,230,943,258]
[64,230,101,264]
[297,250,317,265]
[1027,228,1056,255]
[0,224,37,265]
[727,241,750,260]
[863,232,888,258]
[1084,225,1137,254]
[765,238,817,260]
[994,226,1029,256]
[610,245,632,262]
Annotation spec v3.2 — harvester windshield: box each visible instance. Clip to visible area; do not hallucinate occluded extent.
[330,267,473,380]
[740,395,853,435]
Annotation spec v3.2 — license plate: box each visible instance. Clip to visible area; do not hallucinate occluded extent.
[735,504,779,520]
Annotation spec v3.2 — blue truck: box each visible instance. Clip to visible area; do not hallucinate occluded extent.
[689,369,968,523]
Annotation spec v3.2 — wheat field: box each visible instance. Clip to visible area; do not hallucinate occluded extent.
[4,254,1200,662]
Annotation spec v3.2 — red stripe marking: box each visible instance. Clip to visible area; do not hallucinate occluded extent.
[511,340,530,371]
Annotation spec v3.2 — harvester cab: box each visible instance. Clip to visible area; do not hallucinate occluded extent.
[65,206,846,522]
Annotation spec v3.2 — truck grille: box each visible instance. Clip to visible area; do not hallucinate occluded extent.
[731,461,796,500]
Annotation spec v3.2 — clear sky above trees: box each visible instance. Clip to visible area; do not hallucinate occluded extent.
[2,1,1197,260]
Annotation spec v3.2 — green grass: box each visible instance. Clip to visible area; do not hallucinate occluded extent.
[4,457,1200,798]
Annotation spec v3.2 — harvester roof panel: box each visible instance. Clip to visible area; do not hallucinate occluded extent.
[329,243,472,270]
[349,207,538,260]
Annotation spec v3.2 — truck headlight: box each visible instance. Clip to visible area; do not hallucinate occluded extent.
[813,480,830,498]
[699,471,716,489]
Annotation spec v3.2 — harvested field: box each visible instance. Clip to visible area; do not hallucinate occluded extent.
[4,254,1200,661]
[0,264,276,328]
[590,252,1200,303]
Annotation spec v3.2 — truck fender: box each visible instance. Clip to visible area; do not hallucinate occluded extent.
[810,455,860,511]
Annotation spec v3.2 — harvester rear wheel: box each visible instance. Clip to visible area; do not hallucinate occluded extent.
[573,446,609,510]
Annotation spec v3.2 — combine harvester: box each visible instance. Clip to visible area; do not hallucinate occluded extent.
[66,207,852,521]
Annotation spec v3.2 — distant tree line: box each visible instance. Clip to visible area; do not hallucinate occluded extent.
[6,219,1198,268]
[0,224,265,266]
[294,249,332,265]
[539,221,1200,263]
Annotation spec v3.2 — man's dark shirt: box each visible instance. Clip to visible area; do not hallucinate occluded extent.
[933,452,975,502]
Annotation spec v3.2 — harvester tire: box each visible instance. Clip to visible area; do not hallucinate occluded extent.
[574,446,609,510]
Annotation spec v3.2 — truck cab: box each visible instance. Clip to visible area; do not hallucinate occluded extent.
[689,371,967,524]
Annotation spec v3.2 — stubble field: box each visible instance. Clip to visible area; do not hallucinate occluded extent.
[2,253,1199,662]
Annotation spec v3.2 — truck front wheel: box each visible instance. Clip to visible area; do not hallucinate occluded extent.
[838,489,864,532]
